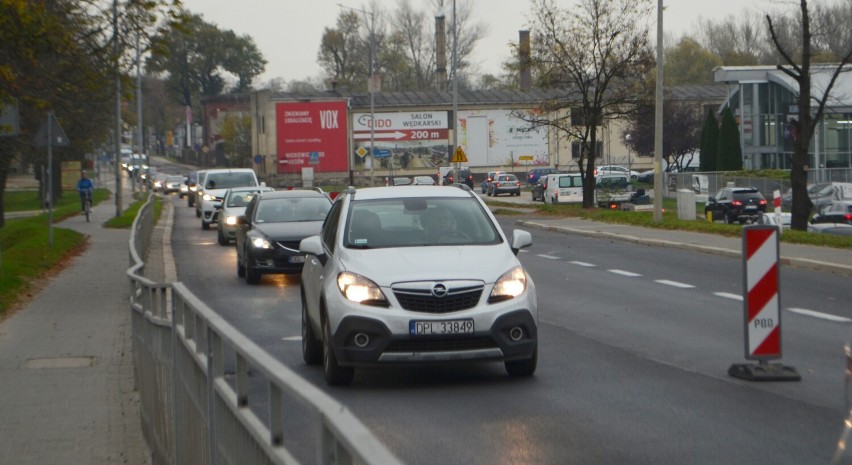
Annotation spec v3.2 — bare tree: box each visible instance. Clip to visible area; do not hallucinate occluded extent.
[524,0,654,208]
[766,0,852,231]
[391,0,435,90]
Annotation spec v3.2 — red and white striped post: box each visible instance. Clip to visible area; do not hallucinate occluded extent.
[773,189,782,226]
[728,225,801,381]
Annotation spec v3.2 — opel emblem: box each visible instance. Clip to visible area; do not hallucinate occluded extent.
[432,283,448,298]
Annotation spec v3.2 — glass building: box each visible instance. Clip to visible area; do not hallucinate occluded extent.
[714,65,852,172]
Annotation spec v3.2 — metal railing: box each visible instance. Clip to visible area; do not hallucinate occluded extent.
[128,194,403,465]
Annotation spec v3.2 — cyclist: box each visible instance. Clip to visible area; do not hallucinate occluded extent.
[77,170,94,212]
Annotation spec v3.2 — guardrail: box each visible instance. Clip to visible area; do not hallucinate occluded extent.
[128,194,403,465]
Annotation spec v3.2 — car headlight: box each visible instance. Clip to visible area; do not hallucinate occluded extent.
[203,193,215,201]
[251,236,272,249]
[489,266,527,303]
[224,216,237,226]
[337,272,388,306]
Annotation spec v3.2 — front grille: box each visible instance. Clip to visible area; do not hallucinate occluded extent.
[394,285,483,313]
[386,337,496,353]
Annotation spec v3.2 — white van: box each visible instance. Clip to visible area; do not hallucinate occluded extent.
[543,173,584,204]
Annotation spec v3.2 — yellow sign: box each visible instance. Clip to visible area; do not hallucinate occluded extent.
[518,155,534,161]
[355,146,368,158]
[451,146,468,163]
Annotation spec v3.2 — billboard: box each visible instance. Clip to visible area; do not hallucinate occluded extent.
[276,101,348,173]
[351,111,449,171]
[457,109,549,167]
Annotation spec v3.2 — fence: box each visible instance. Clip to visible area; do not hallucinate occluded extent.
[128,194,403,465]
[663,167,852,199]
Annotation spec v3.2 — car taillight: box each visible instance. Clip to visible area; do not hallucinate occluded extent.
[515,181,520,186]
[845,214,852,221]
[495,182,501,187]
[467,175,473,181]
[731,200,743,207]
[758,199,767,206]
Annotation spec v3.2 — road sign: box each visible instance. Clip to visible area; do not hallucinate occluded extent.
[353,129,449,141]
[728,225,800,381]
[372,148,391,158]
[355,146,368,158]
[33,113,70,148]
[451,146,468,163]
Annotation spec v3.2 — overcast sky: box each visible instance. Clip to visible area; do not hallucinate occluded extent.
[177,0,796,85]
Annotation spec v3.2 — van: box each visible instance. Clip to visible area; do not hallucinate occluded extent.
[543,173,584,204]
[196,168,260,230]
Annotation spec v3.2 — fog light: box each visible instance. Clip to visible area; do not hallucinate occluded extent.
[509,326,524,342]
[353,333,370,348]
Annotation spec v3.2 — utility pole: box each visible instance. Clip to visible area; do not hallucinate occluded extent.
[653,0,664,222]
[113,0,123,216]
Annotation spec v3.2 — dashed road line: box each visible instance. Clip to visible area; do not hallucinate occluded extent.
[655,279,695,289]
[714,292,743,301]
[787,308,852,323]
[570,261,596,267]
[608,269,641,277]
[537,254,561,260]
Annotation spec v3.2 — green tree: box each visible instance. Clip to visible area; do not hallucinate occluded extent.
[699,109,719,171]
[524,0,654,208]
[716,108,742,171]
[664,37,722,85]
[219,113,252,168]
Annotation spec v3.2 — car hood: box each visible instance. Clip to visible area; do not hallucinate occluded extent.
[339,244,519,285]
[255,221,323,241]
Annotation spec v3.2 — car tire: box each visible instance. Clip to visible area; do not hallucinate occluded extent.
[202,220,210,230]
[188,197,194,207]
[726,213,735,224]
[217,228,228,246]
[302,289,322,365]
[245,260,260,285]
[195,208,201,218]
[323,316,354,386]
[505,344,537,377]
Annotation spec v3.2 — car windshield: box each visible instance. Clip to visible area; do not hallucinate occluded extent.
[344,197,501,248]
[205,172,256,189]
[226,190,263,207]
[255,197,330,223]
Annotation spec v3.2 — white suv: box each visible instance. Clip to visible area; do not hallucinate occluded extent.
[299,185,538,386]
[196,168,260,230]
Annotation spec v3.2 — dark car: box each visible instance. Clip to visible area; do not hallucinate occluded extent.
[811,200,852,226]
[235,190,332,284]
[488,173,521,196]
[705,187,767,224]
[443,168,474,189]
[531,177,547,201]
[527,167,560,186]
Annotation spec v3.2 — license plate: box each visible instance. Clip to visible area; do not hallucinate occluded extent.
[410,319,474,336]
[744,205,758,211]
[288,255,306,264]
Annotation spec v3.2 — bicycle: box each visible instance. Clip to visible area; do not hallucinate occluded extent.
[82,190,92,222]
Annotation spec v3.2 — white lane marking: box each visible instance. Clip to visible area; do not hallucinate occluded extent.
[787,308,852,323]
[714,292,743,301]
[537,254,561,260]
[608,269,641,277]
[282,336,302,341]
[655,279,695,289]
[570,261,596,267]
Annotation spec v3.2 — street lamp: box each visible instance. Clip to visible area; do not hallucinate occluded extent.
[338,3,376,186]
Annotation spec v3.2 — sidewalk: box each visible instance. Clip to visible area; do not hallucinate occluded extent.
[0,174,155,465]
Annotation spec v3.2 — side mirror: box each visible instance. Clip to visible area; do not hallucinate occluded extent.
[300,235,327,265]
[510,229,532,255]
[236,215,248,225]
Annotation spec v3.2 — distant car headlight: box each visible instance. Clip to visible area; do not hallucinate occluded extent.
[489,266,527,303]
[337,272,388,306]
[224,216,237,226]
[251,237,272,249]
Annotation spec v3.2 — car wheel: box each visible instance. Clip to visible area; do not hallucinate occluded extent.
[726,213,735,224]
[188,197,195,207]
[302,289,322,365]
[505,344,537,377]
[217,228,228,246]
[195,208,201,218]
[202,220,210,230]
[322,316,354,386]
[245,259,261,285]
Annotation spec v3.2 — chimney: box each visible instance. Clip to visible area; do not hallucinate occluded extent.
[435,15,447,91]
[519,30,532,91]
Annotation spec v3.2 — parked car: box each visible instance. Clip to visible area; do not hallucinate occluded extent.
[197,168,261,230]
[412,175,435,186]
[298,185,537,385]
[527,167,561,186]
[481,171,503,194]
[443,168,474,189]
[782,182,832,211]
[216,186,275,245]
[596,165,640,180]
[543,173,584,204]
[808,223,852,236]
[705,187,768,224]
[487,173,521,196]
[811,200,852,226]
[235,190,331,284]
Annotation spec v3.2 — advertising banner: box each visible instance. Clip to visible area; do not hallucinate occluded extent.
[276,101,348,173]
[351,111,449,172]
[457,109,548,167]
